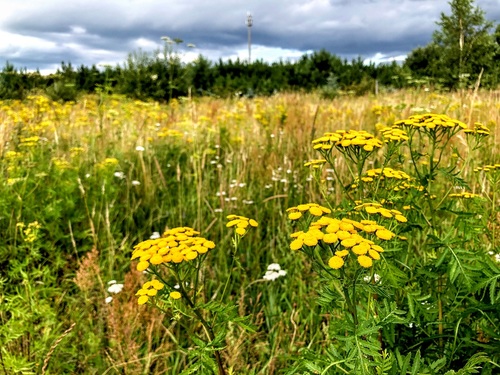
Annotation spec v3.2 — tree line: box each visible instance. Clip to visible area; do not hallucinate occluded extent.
[1,0,499,102]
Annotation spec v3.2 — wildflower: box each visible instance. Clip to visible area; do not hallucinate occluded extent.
[363,273,381,283]
[132,227,215,270]
[328,256,344,269]
[107,282,124,294]
[288,216,392,268]
[304,159,326,168]
[150,231,161,239]
[357,255,373,268]
[449,192,482,199]
[136,279,165,305]
[376,229,395,240]
[263,263,287,281]
[464,122,490,136]
[379,126,409,142]
[355,203,408,223]
[226,215,258,236]
[393,113,467,131]
[114,171,125,179]
[312,129,383,156]
[474,164,500,173]
[132,180,141,186]
[287,203,331,220]
[170,291,182,300]
[136,146,145,152]
[103,158,119,166]
[105,296,113,304]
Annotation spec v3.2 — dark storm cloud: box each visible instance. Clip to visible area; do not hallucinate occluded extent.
[0,0,498,73]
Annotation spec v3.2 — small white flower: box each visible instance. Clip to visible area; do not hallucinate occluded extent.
[105,296,113,304]
[136,146,145,152]
[114,171,125,179]
[243,200,254,205]
[150,232,161,239]
[214,208,223,213]
[132,180,141,186]
[108,280,117,285]
[267,263,281,271]
[263,263,287,281]
[107,283,124,294]
[85,173,91,178]
[363,274,381,283]
[495,253,500,263]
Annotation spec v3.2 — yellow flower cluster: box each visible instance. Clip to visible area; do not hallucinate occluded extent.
[364,168,411,181]
[17,221,42,243]
[449,192,482,199]
[287,203,332,220]
[394,114,467,130]
[131,227,216,271]
[312,130,383,153]
[304,159,326,168]
[355,203,408,222]
[52,157,71,170]
[19,136,40,148]
[474,164,500,173]
[464,122,490,136]
[351,169,422,192]
[136,279,164,305]
[226,215,258,236]
[379,127,409,142]
[289,217,394,269]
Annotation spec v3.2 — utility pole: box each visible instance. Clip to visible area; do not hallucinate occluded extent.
[246,12,253,64]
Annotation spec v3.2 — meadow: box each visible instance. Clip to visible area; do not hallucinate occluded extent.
[0,89,499,374]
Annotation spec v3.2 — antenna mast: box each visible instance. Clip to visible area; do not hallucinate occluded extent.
[246,12,253,64]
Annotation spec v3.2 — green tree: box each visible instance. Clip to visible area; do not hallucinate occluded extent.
[433,0,496,88]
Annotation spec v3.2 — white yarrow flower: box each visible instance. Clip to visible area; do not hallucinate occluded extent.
[105,296,113,304]
[107,283,124,294]
[114,171,125,179]
[132,180,141,186]
[263,263,287,281]
[150,232,161,239]
[136,146,145,152]
[363,274,381,283]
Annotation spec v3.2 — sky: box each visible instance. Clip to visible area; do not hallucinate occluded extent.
[0,0,499,74]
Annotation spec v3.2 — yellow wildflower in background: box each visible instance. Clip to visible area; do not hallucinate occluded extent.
[394,113,467,131]
[464,122,490,136]
[474,164,500,173]
[312,129,383,153]
[226,214,258,236]
[449,192,482,199]
[304,159,326,168]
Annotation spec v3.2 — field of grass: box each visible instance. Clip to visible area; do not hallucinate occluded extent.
[0,89,499,374]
